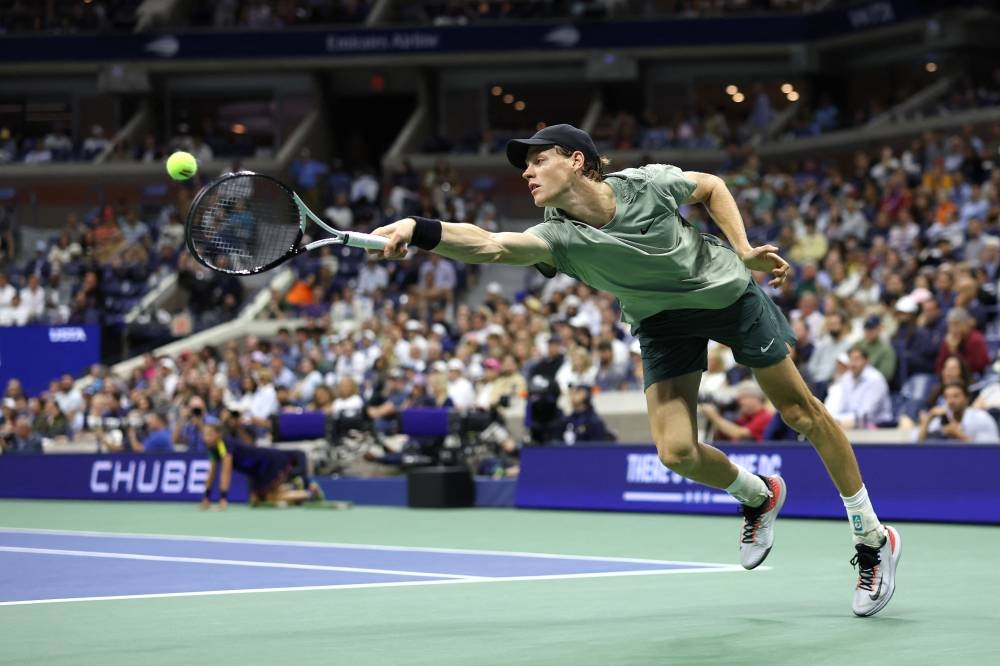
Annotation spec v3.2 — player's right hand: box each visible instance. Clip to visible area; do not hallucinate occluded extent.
[199,498,210,510]
[370,218,415,260]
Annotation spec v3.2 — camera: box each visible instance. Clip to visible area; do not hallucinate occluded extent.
[190,407,204,417]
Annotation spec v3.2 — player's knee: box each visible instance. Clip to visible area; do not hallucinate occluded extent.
[655,439,698,474]
[779,395,824,434]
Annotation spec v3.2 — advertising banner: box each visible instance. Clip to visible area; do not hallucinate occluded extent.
[0,1,918,64]
[0,325,100,396]
[516,444,1000,524]
[0,453,248,502]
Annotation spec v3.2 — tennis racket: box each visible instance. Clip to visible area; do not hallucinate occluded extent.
[185,171,387,275]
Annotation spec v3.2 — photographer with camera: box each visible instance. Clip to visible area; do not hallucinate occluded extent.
[172,396,209,452]
[98,411,174,453]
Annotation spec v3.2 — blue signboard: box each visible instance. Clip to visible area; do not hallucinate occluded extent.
[0,453,248,502]
[0,325,100,396]
[516,443,1000,524]
[0,1,918,64]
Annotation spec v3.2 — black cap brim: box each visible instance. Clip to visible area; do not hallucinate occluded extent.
[506,138,557,170]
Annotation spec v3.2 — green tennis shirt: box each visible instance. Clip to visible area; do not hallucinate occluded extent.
[525,164,752,329]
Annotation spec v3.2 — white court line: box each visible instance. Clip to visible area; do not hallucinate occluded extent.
[0,527,729,569]
[0,546,476,580]
[0,564,751,607]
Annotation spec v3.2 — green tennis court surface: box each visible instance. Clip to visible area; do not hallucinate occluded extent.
[1,500,997,665]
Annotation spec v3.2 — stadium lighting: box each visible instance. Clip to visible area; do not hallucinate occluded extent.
[502,94,514,104]
[231,123,247,134]
[514,101,526,111]
[536,122,547,130]
[787,91,800,102]
[926,62,938,73]
[491,86,503,96]
[732,92,745,103]
[781,83,794,94]
[725,85,738,95]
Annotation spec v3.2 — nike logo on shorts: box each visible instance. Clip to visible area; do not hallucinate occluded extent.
[760,338,775,353]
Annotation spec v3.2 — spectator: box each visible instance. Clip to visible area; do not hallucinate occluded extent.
[331,377,364,418]
[32,399,70,440]
[2,417,43,454]
[935,306,990,376]
[853,315,896,384]
[702,381,774,442]
[828,347,894,428]
[915,382,1000,443]
[445,358,476,409]
[889,296,937,387]
[806,310,853,396]
[561,384,615,443]
[120,412,174,453]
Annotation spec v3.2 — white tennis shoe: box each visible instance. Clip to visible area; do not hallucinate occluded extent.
[739,475,786,570]
[851,525,901,617]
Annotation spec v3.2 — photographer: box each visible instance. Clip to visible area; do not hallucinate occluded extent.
[915,382,1000,443]
[172,397,209,452]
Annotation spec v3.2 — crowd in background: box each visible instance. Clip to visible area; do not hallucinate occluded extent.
[4,118,1000,461]
[0,186,241,329]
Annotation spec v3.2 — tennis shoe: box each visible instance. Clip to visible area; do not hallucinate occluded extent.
[739,475,786,570]
[851,525,901,617]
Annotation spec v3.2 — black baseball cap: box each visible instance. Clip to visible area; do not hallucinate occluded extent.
[506,124,599,170]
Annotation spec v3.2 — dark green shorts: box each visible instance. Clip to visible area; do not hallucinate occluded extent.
[635,279,797,391]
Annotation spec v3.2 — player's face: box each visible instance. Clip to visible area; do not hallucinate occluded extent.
[522,147,574,207]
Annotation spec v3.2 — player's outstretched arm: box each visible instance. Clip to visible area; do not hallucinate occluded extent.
[371,218,553,267]
[683,171,790,288]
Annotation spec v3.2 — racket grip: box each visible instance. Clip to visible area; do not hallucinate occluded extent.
[344,232,389,251]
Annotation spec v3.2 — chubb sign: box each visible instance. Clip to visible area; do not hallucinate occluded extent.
[89,459,210,495]
[0,453,247,502]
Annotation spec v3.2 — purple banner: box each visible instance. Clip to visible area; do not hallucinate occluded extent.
[0,325,100,396]
[516,443,1000,524]
[0,453,248,502]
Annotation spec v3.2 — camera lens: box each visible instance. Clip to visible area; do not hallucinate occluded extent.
[191,407,203,417]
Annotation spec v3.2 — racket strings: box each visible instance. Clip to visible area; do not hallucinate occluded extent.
[188,175,302,274]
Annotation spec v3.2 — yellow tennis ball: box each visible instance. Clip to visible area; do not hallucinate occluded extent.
[166,151,198,180]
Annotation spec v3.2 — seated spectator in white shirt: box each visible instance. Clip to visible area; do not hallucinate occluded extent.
[445,358,476,409]
[323,192,354,230]
[0,272,16,307]
[19,274,47,321]
[331,377,364,418]
[828,347,894,428]
[916,382,1000,443]
[0,293,31,326]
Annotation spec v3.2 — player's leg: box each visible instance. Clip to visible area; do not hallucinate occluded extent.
[733,277,900,616]
[752,355,901,616]
[643,362,782,570]
[644,370,744,489]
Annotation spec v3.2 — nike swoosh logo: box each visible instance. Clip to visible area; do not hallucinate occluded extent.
[760,338,775,353]
[640,222,653,234]
[869,579,883,601]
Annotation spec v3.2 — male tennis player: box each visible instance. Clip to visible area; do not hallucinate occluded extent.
[372,124,900,616]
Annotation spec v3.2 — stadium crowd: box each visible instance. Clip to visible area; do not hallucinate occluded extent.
[4,119,1000,464]
[0,188,240,329]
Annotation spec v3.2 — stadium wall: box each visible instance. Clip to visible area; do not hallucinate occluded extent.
[2,444,997,524]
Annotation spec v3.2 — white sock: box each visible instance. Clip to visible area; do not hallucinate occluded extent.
[841,485,886,547]
[726,466,770,507]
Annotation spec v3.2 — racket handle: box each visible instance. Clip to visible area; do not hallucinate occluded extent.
[344,232,389,251]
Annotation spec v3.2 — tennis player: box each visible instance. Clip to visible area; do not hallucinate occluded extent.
[372,124,900,616]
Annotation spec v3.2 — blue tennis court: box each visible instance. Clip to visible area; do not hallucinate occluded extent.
[0,527,741,606]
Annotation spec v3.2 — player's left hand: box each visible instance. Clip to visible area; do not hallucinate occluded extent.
[217,498,228,511]
[740,245,791,288]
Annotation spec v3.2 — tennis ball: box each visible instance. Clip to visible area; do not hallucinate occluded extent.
[166,151,198,180]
